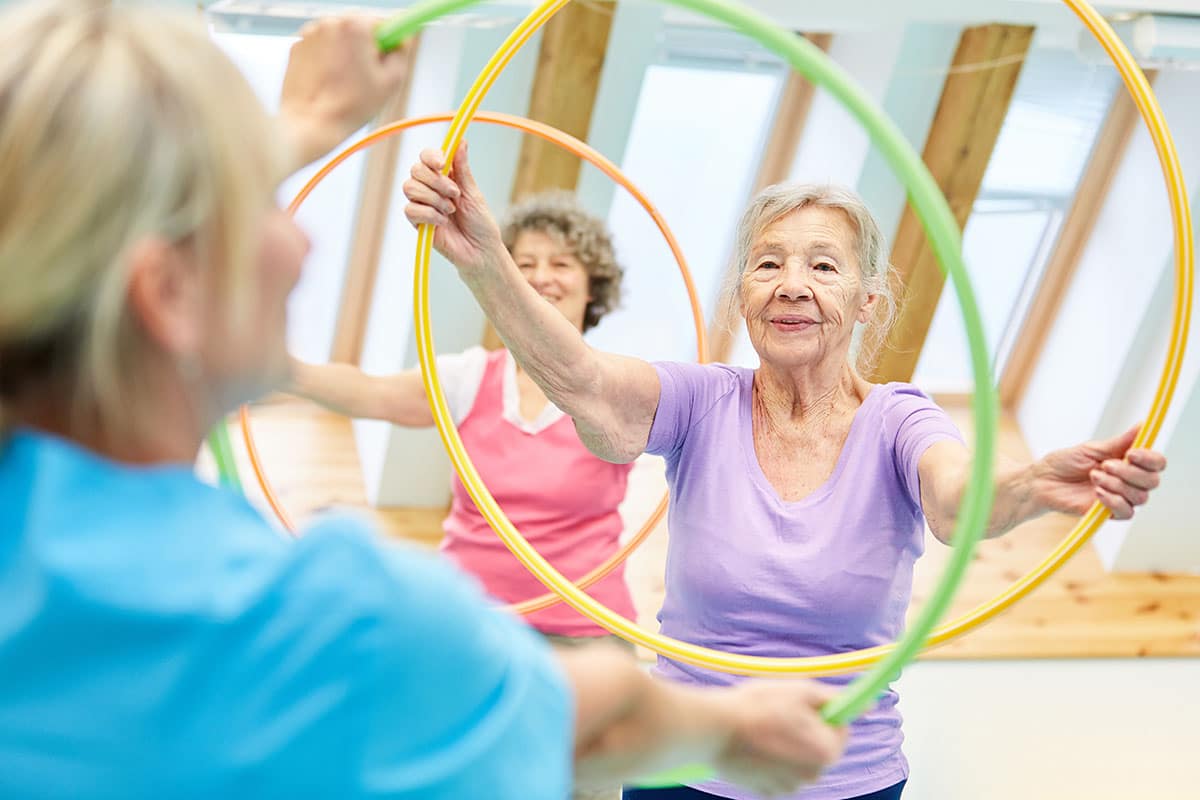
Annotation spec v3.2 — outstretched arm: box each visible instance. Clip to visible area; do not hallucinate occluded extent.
[918,425,1167,544]
[402,144,661,462]
[288,360,433,427]
[559,645,846,796]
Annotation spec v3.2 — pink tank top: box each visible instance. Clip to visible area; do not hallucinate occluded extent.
[440,350,636,635]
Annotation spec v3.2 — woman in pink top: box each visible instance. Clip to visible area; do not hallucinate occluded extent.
[291,193,636,639]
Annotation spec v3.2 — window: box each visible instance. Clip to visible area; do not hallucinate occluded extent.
[913,42,1119,392]
[589,57,784,363]
[212,29,370,365]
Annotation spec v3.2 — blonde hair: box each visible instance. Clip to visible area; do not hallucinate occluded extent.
[721,183,899,372]
[0,0,281,437]
[500,192,624,332]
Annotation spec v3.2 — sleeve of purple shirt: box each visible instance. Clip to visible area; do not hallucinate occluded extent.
[881,384,966,510]
[646,361,740,459]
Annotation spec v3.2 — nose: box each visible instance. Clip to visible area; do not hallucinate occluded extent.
[527,260,554,288]
[774,261,814,301]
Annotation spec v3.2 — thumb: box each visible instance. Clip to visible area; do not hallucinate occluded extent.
[1094,424,1140,459]
[450,140,480,194]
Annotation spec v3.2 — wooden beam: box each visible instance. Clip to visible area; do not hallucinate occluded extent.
[863,24,1034,383]
[329,39,421,365]
[997,71,1154,410]
[482,1,617,350]
[510,1,616,199]
[708,33,833,362]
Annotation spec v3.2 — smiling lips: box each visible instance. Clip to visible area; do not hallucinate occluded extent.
[769,314,819,332]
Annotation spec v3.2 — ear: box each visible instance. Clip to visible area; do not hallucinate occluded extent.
[856,291,879,325]
[125,238,204,358]
[735,280,749,320]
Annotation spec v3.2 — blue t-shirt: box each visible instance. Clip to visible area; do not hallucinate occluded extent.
[0,430,571,799]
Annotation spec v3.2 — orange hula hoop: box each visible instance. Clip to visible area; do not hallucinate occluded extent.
[241,109,709,616]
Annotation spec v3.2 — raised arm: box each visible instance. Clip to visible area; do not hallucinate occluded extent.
[559,645,845,795]
[402,144,661,462]
[288,360,433,427]
[917,425,1167,545]
[277,16,410,173]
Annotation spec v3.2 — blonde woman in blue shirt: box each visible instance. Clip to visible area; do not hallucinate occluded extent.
[0,2,847,798]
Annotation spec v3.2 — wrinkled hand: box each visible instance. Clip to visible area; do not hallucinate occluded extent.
[712,681,847,797]
[1034,425,1167,520]
[279,15,409,167]
[402,144,508,273]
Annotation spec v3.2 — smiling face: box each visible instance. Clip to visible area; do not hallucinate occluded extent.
[739,205,878,371]
[511,229,591,333]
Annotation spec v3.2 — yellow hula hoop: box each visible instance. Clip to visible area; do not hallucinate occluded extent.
[412,0,1192,676]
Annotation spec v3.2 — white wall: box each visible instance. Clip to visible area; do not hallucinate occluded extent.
[215,31,369,366]
[897,658,1196,799]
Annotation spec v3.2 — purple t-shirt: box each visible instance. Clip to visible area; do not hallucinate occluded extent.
[645,362,964,800]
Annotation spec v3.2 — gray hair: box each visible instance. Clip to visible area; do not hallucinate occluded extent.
[720,183,898,372]
[500,192,623,333]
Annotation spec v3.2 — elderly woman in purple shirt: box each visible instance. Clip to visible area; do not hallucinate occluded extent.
[401,145,1168,800]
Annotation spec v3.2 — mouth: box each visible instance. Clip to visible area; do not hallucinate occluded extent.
[769,315,818,332]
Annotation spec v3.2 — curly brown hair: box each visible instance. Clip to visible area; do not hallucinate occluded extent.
[500,192,623,332]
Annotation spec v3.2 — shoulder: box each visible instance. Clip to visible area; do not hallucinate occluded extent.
[871,382,952,428]
[653,360,747,401]
[218,517,572,793]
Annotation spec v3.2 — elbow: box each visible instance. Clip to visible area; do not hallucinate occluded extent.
[924,508,958,546]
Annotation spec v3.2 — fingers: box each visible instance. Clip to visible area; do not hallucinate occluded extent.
[1097,457,1162,492]
[378,46,410,83]
[1090,469,1148,510]
[403,202,449,229]
[1127,448,1167,473]
[369,20,411,85]
[403,178,456,216]
[1094,485,1135,520]
[405,150,461,210]
[802,680,841,709]
[451,140,479,192]
[1089,447,1168,518]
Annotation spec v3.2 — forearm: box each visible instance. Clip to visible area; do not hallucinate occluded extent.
[985,457,1046,536]
[278,111,345,174]
[563,650,731,788]
[460,254,601,418]
[288,361,393,420]
[927,450,1046,542]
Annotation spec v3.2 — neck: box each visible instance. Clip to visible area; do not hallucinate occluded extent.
[8,368,219,466]
[753,356,867,425]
